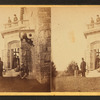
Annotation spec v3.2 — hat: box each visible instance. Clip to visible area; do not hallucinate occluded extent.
[82,58,84,60]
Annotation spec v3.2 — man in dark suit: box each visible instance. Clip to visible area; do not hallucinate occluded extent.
[80,58,86,77]
[0,58,3,77]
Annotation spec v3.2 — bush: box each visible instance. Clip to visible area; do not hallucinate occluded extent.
[51,62,57,77]
[66,61,77,76]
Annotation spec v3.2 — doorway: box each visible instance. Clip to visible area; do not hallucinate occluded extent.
[95,49,100,69]
[11,48,20,69]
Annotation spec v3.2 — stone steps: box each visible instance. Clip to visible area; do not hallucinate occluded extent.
[3,69,20,77]
[3,69,35,79]
[86,68,100,77]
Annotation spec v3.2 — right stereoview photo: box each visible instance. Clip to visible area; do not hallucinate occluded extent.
[51,6,100,92]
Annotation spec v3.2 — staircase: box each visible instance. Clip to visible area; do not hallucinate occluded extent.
[86,68,100,77]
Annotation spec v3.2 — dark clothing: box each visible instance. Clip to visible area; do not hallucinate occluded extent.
[96,17,100,23]
[12,56,17,69]
[82,71,85,77]
[74,65,79,76]
[95,58,100,69]
[0,61,3,76]
[75,65,79,70]
[14,16,18,22]
[80,61,86,77]
[20,65,29,78]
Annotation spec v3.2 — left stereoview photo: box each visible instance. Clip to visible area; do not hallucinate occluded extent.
[0,7,51,92]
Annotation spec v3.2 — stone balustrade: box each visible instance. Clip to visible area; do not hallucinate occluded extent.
[87,22,100,29]
[4,20,29,29]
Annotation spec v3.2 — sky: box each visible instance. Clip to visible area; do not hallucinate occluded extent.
[51,7,100,71]
[0,7,20,56]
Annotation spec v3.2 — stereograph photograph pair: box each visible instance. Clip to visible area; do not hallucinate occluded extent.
[0,5,99,95]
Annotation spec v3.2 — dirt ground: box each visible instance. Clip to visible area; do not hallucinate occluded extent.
[0,77,50,92]
[54,76,100,92]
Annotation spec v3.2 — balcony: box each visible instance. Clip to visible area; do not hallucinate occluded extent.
[1,20,30,38]
[84,22,100,38]
[87,22,100,29]
[4,20,29,29]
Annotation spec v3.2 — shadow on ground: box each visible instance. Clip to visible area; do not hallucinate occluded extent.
[0,77,50,92]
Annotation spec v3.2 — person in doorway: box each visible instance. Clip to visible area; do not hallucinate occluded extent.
[95,55,100,69]
[16,56,20,65]
[14,64,20,72]
[80,58,86,77]
[12,55,17,69]
[20,63,29,79]
[0,58,3,77]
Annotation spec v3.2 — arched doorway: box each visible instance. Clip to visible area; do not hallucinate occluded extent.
[8,40,20,69]
[90,41,100,70]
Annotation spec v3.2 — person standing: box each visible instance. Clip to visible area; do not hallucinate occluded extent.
[13,14,18,22]
[74,63,79,77]
[12,55,17,69]
[96,15,100,23]
[8,17,12,27]
[80,58,86,77]
[95,55,100,69]
[90,17,94,28]
[0,58,3,77]
[13,14,18,25]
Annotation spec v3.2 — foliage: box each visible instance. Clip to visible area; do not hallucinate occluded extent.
[51,61,57,77]
[66,61,77,76]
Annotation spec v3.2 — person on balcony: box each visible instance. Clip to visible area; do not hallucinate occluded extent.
[90,17,94,28]
[13,14,18,25]
[8,17,12,27]
[96,15,100,23]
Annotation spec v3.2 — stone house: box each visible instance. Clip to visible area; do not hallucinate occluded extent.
[84,18,100,71]
[1,7,51,83]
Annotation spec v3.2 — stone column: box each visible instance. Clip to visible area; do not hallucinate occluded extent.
[36,7,51,84]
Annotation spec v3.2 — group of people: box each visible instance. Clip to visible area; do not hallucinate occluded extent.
[73,58,86,77]
[0,57,29,79]
[8,14,18,27]
[90,15,100,28]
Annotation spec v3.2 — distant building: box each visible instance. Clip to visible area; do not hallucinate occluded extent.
[1,7,51,83]
[84,16,100,71]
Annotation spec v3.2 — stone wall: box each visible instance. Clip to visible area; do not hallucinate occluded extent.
[36,7,51,83]
[22,7,51,84]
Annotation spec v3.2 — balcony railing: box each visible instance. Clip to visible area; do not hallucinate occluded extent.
[4,20,29,29]
[87,22,100,29]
